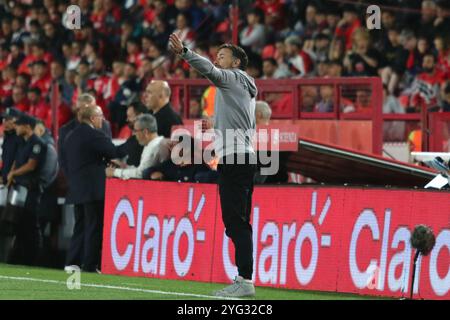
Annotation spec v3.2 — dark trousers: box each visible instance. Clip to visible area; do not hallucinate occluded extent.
[66,201,104,271]
[8,207,38,265]
[218,154,257,280]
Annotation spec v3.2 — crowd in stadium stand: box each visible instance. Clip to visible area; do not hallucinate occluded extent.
[1,0,450,139]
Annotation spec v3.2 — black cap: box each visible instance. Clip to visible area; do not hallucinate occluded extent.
[15,114,37,127]
[1,107,23,119]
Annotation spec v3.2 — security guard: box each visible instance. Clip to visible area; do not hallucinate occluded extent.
[7,114,47,265]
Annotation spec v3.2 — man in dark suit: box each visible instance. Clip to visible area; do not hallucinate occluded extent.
[58,93,112,177]
[64,106,121,273]
[143,80,183,138]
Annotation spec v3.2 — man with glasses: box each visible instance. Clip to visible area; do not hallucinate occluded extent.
[106,114,169,180]
[64,106,123,273]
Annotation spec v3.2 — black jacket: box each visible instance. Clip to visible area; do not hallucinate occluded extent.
[65,123,120,205]
[117,135,144,167]
[1,130,23,182]
[153,103,183,138]
[58,118,112,176]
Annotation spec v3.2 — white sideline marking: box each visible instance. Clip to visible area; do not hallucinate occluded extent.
[0,275,239,300]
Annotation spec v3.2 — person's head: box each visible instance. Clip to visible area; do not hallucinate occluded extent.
[0,43,9,60]
[10,42,23,58]
[342,5,359,24]
[77,59,90,77]
[79,105,104,129]
[305,4,317,25]
[214,44,248,70]
[399,29,417,51]
[15,114,36,137]
[148,42,163,59]
[16,72,31,87]
[12,85,26,104]
[112,60,125,77]
[175,0,191,11]
[434,36,448,52]
[94,57,105,73]
[255,101,272,125]
[317,60,330,77]
[245,62,261,78]
[43,21,56,38]
[422,53,436,73]
[134,114,158,146]
[315,8,326,25]
[443,82,450,102]
[387,27,401,46]
[124,62,137,78]
[356,89,370,106]
[320,85,334,100]
[144,80,171,111]
[246,8,263,26]
[421,0,437,23]
[176,12,191,30]
[126,101,146,129]
[34,119,47,137]
[2,108,22,132]
[75,92,96,116]
[262,58,277,78]
[284,36,302,57]
[31,42,46,58]
[326,10,341,28]
[2,66,16,81]
[126,38,140,54]
[50,60,64,79]
[27,87,41,103]
[315,33,330,50]
[32,60,48,78]
[381,10,396,29]
[417,36,429,54]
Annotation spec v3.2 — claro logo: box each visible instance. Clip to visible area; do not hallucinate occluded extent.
[110,188,206,277]
[350,209,450,296]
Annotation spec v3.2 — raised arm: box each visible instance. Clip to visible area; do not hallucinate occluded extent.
[169,33,232,87]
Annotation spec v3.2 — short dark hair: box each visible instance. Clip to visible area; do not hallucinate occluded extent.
[263,58,277,66]
[128,101,147,114]
[218,44,249,70]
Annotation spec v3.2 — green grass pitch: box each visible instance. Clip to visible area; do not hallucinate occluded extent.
[0,263,388,300]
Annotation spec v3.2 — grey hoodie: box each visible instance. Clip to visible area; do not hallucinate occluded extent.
[180,48,257,158]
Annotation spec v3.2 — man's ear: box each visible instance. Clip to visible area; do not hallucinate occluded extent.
[233,58,241,68]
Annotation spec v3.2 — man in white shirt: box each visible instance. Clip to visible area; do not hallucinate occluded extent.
[106,114,169,180]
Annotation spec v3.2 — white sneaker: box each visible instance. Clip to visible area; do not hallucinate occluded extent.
[214,276,255,297]
[64,265,80,272]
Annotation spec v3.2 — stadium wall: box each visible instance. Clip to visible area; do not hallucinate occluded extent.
[101,180,450,300]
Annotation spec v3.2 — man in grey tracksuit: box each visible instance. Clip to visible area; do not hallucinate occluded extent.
[170,34,257,297]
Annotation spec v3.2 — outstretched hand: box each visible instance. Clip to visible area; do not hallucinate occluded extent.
[169,33,184,55]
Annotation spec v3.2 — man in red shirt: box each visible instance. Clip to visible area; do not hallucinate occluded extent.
[335,5,361,51]
[11,85,29,112]
[30,60,52,96]
[27,87,50,122]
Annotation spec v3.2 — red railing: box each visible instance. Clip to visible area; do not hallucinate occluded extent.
[48,77,446,155]
[167,77,384,154]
